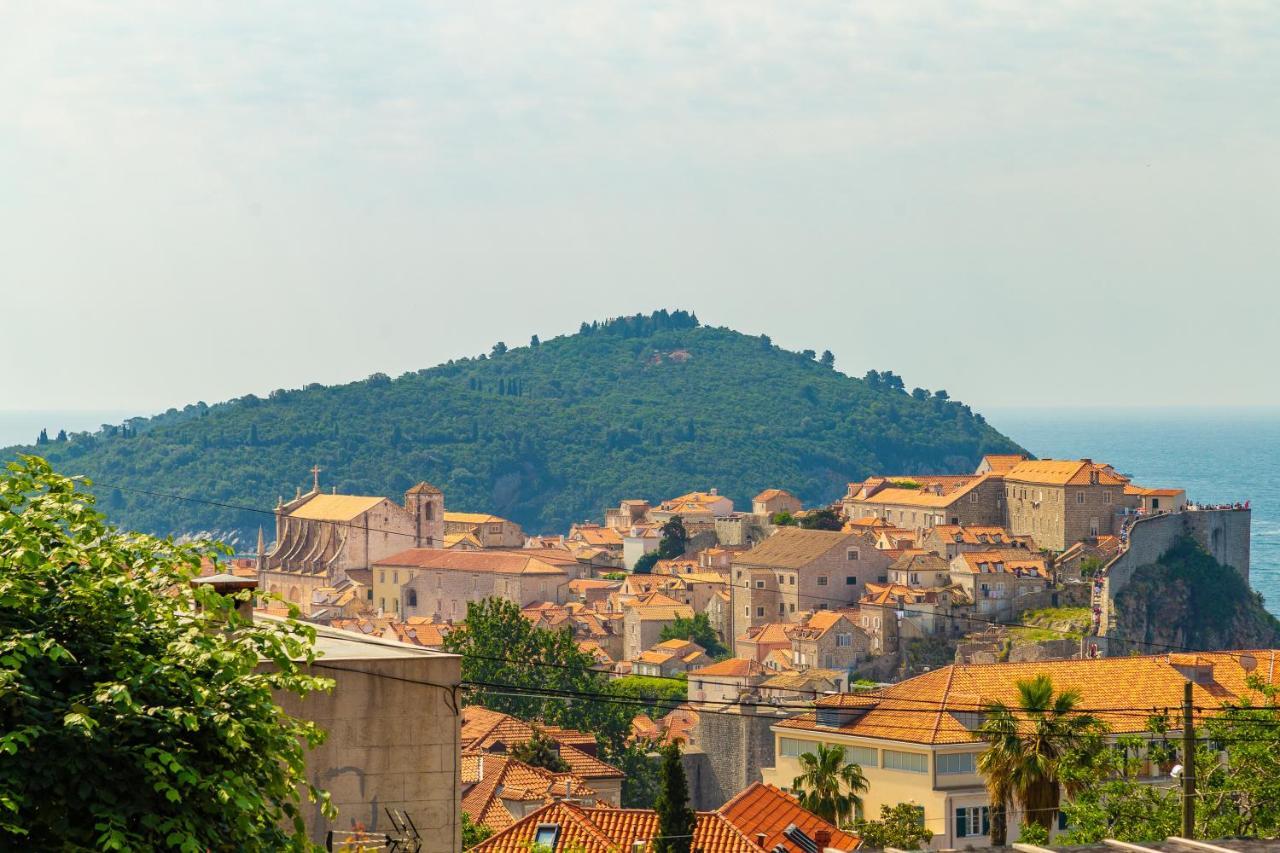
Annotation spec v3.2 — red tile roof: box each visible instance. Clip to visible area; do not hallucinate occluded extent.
[720,783,861,852]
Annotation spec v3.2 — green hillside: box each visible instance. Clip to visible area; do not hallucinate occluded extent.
[6,311,1023,545]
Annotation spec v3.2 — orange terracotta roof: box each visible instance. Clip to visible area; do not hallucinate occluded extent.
[471,802,761,853]
[856,475,992,508]
[979,454,1027,473]
[733,528,857,569]
[461,753,598,833]
[720,783,861,852]
[689,658,766,678]
[1005,459,1127,487]
[753,488,795,502]
[374,548,567,575]
[952,551,1050,577]
[778,650,1280,745]
[460,708,624,779]
[740,623,793,645]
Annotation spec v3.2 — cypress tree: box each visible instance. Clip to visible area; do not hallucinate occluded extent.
[652,743,694,853]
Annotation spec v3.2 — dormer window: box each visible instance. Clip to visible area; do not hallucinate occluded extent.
[533,823,561,849]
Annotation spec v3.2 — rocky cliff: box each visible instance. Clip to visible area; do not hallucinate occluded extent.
[1112,536,1280,653]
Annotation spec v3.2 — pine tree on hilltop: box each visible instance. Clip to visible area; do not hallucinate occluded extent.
[652,743,695,853]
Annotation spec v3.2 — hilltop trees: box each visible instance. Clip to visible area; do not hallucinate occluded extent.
[0,457,332,850]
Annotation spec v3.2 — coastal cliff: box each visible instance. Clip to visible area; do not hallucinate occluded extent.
[1111,536,1280,653]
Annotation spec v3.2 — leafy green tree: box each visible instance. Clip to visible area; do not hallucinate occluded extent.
[851,803,933,849]
[607,676,688,719]
[978,674,1103,840]
[791,743,868,827]
[801,349,817,360]
[510,727,570,772]
[491,341,508,356]
[530,334,540,347]
[34,429,48,446]
[660,613,727,659]
[771,510,796,526]
[652,743,695,853]
[657,517,689,559]
[1019,821,1049,845]
[461,812,493,849]
[799,508,843,531]
[633,552,660,575]
[0,456,332,850]
[820,350,835,368]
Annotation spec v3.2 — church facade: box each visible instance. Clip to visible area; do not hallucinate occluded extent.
[258,472,444,614]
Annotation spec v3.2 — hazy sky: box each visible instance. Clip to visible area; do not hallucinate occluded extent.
[3,1,1279,418]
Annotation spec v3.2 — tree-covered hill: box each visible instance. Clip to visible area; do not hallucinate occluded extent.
[6,311,1023,544]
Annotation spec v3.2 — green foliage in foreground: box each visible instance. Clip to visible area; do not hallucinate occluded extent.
[5,311,1022,542]
[0,456,333,850]
[1058,681,1280,843]
[851,803,934,849]
[652,743,695,853]
[461,812,493,849]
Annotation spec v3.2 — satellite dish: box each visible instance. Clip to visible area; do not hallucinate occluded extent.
[1171,764,1184,780]
[1240,654,1258,673]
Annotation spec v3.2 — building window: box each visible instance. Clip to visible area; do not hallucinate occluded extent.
[817,576,828,586]
[533,824,561,849]
[755,580,766,589]
[379,571,385,584]
[756,607,765,617]
[970,491,978,503]
[937,752,977,774]
[836,633,852,647]
[367,589,373,600]
[1090,518,1100,537]
[780,737,809,757]
[846,576,857,585]
[955,806,990,837]
[393,570,399,584]
[882,750,928,773]
[406,589,418,608]
[790,603,796,612]
[847,548,859,561]
[380,597,386,611]
[745,607,751,617]
[779,603,786,614]
[843,745,877,767]
[425,502,434,520]
[1105,491,1113,504]
[1077,492,1085,504]
[392,598,398,612]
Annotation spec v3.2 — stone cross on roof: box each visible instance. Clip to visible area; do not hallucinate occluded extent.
[310,464,322,492]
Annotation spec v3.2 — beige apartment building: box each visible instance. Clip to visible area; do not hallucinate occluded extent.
[730,528,890,639]
[843,474,1007,531]
[372,549,570,622]
[762,650,1280,849]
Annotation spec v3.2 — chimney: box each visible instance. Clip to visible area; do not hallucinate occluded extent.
[190,574,258,624]
[755,833,767,847]
[477,755,484,781]
[815,829,831,848]
[632,841,647,853]
[710,488,718,496]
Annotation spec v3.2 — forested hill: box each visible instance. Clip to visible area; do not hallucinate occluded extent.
[7,311,1024,545]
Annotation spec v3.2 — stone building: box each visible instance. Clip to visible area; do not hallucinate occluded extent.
[258,472,443,613]
[947,550,1051,619]
[752,488,802,518]
[842,474,1007,531]
[373,549,570,622]
[1002,459,1128,550]
[729,527,890,639]
[622,601,695,662]
[443,512,525,549]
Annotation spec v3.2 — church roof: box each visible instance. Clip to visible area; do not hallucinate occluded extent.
[406,481,443,495]
[288,494,385,521]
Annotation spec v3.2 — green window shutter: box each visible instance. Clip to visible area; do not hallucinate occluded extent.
[956,808,968,838]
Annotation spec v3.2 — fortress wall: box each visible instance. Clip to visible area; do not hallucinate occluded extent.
[1100,509,1250,637]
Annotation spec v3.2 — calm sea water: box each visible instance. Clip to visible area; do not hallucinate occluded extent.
[987,407,1280,619]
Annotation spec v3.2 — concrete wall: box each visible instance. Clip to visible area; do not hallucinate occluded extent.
[1099,508,1250,637]
[273,653,461,852]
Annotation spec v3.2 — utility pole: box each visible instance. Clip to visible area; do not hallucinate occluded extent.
[1182,679,1196,839]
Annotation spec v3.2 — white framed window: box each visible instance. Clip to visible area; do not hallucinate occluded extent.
[956,806,989,837]
[882,750,928,773]
[843,745,877,767]
[937,752,978,774]
[1105,491,1113,504]
[755,579,765,589]
[836,633,852,647]
[780,737,809,757]
[1077,492,1085,504]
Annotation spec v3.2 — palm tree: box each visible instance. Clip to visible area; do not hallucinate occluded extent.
[792,743,869,827]
[977,674,1103,842]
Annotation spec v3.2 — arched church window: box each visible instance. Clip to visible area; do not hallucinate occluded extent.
[406,589,418,608]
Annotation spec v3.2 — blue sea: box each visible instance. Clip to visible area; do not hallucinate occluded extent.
[987,407,1280,619]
